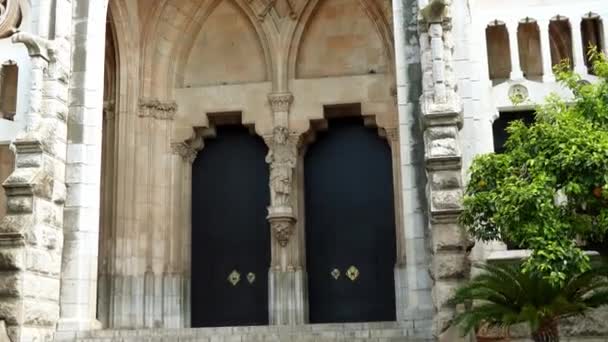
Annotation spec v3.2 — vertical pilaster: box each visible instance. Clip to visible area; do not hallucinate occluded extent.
[572,17,588,75]
[506,21,524,80]
[58,0,109,331]
[418,1,473,340]
[170,138,201,328]
[539,19,555,82]
[0,29,70,341]
[266,93,306,325]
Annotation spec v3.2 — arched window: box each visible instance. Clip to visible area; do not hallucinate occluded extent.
[0,61,18,121]
[486,20,511,80]
[549,16,573,69]
[518,18,543,78]
[581,13,604,73]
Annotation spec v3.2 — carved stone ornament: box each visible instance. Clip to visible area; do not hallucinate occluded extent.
[271,219,293,247]
[265,126,298,207]
[252,0,297,22]
[171,141,199,163]
[268,93,293,113]
[138,99,177,120]
[0,0,21,39]
[508,84,529,104]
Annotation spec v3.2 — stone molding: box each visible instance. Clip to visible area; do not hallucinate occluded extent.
[268,92,293,113]
[138,99,177,120]
[0,0,20,39]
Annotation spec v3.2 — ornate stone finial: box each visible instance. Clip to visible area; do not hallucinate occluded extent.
[138,99,178,120]
[0,0,21,39]
[265,126,297,208]
[268,93,293,113]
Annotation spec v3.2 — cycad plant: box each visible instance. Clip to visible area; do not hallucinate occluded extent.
[450,263,608,342]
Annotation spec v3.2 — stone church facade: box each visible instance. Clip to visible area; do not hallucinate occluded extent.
[0,0,606,341]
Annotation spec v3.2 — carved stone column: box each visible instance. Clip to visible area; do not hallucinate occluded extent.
[419,1,473,341]
[265,93,306,325]
[0,31,70,341]
[170,138,202,328]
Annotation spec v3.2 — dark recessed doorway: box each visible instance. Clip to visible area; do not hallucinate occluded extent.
[191,125,270,327]
[305,115,397,323]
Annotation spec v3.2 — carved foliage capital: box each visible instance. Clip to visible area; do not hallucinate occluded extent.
[138,99,177,120]
[171,141,200,164]
[268,93,293,113]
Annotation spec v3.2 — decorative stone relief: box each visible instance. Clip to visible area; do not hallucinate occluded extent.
[171,141,199,164]
[419,0,472,340]
[250,0,297,21]
[138,99,177,120]
[265,126,298,208]
[269,217,293,247]
[0,0,20,39]
[268,92,293,112]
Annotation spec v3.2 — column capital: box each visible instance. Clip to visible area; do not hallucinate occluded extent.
[268,92,293,113]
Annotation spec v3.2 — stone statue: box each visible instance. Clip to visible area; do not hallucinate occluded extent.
[266,126,297,208]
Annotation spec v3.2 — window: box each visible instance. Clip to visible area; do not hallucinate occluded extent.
[0,61,18,121]
[581,14,604,73]
[549,16,573,69]
[486,21,511,80]
[517,19,542,78]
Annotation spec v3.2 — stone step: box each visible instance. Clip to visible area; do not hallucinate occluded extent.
[55,321,433,341]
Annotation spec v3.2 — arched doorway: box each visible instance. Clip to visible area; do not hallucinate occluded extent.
[305,115,397,323]
[191,125,270,327]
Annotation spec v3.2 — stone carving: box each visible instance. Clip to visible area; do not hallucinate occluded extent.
[171,141,199,164]
[252,0,296,21]
[508,84,529,104]
[103,101,115,121]
[265,126,297,208]
[268,92,293,112]
[418,1,471,340]
[138,99,177,120]
[0,0,20,39]
[271,219,293,247]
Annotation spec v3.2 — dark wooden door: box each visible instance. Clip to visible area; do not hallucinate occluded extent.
[305,117,397,323]
[191,125,270,327]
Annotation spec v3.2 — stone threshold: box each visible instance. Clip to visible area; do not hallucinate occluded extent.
[55,321,433,341]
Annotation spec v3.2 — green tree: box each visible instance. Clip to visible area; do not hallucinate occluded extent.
[450,263,608,342]
[460,51,608,285]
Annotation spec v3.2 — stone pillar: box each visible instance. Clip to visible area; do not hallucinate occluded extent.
[265,93,306,325]
[506,21,525,80]
[58,0,109,332]
[418,1,473,341]
[539,19,555,82]
[170,138,201,328]
[571,17,588,75]
[0,30,70,341]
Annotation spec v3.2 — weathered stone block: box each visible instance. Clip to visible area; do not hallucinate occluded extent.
[431,223,471,252]
[0,214,32,234]
[23,298,59,326]
[0,271,22,297]
[430,170,461,190]
[0,297,23,325]
[431,189,463,211]
[0,248,25,271]
[432,252,468,279]
[6,196,33,214]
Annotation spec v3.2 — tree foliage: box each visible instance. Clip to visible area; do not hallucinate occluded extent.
[460,51,608,284]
